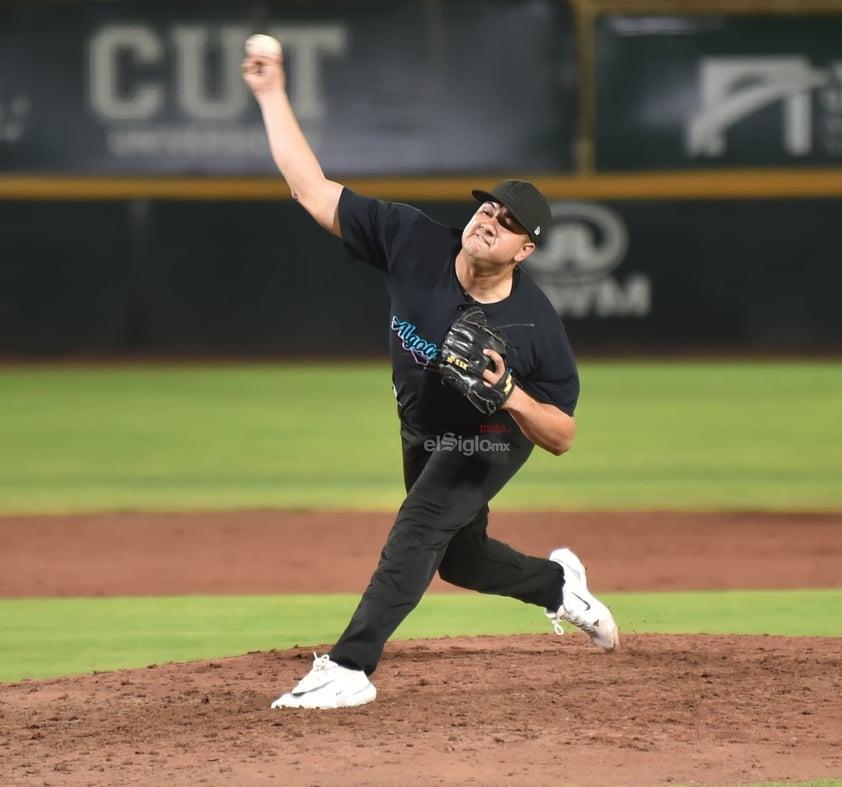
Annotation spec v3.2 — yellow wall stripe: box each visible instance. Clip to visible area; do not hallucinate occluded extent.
[3,171,842,201]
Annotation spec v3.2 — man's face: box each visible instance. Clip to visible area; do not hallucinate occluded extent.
[462,201,535,264]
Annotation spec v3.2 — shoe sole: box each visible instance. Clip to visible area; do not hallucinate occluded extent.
[271,687,377,709]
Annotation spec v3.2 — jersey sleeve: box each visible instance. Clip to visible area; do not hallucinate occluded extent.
[519,304,580,417]
[337,188,421,273]
[524,344,580,416]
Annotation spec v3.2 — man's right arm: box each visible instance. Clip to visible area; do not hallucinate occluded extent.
[243,48,343,237]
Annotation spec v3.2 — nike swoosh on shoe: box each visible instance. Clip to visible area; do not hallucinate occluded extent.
[292,679,336,697]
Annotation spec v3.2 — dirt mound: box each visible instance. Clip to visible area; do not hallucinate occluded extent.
[1,634,840,786]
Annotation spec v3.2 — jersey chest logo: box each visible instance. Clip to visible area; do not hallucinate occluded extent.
[391,316,440,368]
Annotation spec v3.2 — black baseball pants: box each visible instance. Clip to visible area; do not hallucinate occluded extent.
[329,420,564,676]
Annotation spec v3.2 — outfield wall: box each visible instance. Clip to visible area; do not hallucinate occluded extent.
[2,0,842,356]
[2,193,840,356]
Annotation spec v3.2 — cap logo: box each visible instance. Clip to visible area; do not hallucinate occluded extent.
[534,227,541,236]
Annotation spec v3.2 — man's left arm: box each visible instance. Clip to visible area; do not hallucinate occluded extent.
[502,386,575,456]
[483,349,575,456]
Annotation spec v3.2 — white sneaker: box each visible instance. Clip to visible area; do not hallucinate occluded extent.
[270,654,377,709]
[545,547,619,652]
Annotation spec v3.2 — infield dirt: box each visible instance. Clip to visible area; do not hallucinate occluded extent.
[1,510,840,786]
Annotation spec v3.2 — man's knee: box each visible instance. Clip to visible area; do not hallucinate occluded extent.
[437,529,486,586]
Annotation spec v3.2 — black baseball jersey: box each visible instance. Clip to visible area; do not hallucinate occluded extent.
[338,188,579,435]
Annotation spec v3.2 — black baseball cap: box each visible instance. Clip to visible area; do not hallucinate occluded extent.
[471,179,551,245]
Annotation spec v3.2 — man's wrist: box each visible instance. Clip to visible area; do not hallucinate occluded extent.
[500,380,524,411]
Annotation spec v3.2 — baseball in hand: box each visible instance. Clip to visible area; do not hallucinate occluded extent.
[245,34,282,58]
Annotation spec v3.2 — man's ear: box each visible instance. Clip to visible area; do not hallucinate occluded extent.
[514,242,536,264]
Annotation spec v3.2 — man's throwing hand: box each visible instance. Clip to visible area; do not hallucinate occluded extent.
[242,34,285,97]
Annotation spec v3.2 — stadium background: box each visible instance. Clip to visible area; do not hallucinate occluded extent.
[1,1,841,786]
[3,0,842,357]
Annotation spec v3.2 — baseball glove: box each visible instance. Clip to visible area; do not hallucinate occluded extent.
[439,305,515,415]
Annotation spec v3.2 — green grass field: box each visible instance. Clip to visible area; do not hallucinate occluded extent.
[1,589,841,682]
[0,360,840,683]
[1,360,840,512]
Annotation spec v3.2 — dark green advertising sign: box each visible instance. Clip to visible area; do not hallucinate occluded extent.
[595,14,842,170]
